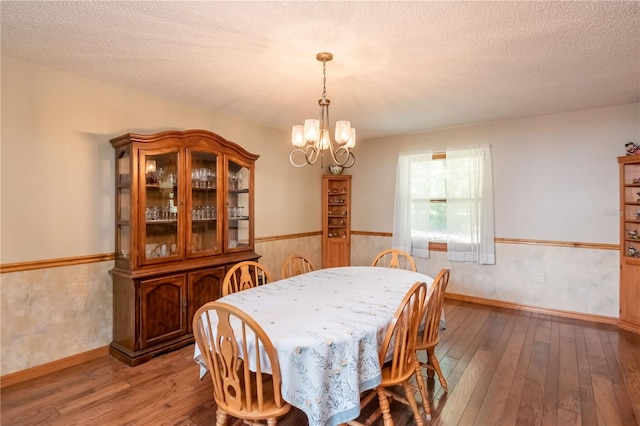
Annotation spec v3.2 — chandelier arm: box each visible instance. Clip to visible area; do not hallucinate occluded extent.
[327,143,355,168]
[290,146,319,167]
[289,149,310,167]
[305,145,320,165]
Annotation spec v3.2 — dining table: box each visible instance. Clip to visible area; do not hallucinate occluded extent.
[193,265,435,426]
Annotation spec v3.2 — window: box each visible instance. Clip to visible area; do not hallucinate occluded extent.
[411,153,447,244]
[392,146,495,264]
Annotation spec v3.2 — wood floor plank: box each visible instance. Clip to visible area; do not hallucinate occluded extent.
[434,309,504,424]
[541,318,560,426]
[2,301,640,426]
[557,407,582,425]
[558,322,581,415]
[515,339,549,425]
[432,348,492,425]
[474,312,531,425]
[499,313,539,425]
[608,330,640,422]
[590,371,623,426]
[574,325,598,426]
[465,312,514,410]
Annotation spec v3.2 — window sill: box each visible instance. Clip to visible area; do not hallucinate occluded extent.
[429,242,447,252]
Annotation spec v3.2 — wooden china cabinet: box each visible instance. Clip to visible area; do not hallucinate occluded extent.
[110,129,260,365]
[322,174,351,267]
[618,154,640,335]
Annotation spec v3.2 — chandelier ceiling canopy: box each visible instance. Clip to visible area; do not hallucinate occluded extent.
[290,52,356,169]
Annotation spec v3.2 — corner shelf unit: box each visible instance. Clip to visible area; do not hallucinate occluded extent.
[322,174,351,268]
[618,154,640,335]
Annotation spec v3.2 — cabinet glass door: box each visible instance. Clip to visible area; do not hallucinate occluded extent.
[141,150,180,264]
[227,159,251,251]
[188,150,220,257]
[115,148,131,268]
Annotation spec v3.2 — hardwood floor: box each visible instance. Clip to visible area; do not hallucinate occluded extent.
[2,300,639,425]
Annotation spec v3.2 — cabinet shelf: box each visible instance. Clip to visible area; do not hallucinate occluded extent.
[191,187,217,191]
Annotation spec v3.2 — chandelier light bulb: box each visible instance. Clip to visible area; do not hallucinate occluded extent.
[320,129,331,151]
[345,128,356,149]
[292,125,305,148]
[304,119,320,144]
[335,121,352,145]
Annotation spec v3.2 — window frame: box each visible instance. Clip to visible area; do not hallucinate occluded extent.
[429,152,446,251]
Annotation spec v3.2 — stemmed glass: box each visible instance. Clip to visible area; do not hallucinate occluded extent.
[156,167,165,186]
[236,172,244,190]
[229,172,238,190]
[206,169,216,189]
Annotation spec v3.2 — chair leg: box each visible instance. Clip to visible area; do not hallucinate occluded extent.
[427,347,448,392]
[216,408,229,426]
[375,387,394,426]
[414,359,432,419]
[401,381,425,426]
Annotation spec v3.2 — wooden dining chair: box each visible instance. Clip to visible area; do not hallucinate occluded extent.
[371,249,417,272]
[350,281,430,426]
[415,268,451,393]
[281,254,315,279]
[222,261,273,296]
[193,301,291,426]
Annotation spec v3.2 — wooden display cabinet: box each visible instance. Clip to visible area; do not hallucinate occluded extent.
[618,154,640,335]
[322,175,351,267]
[110,129,260,365]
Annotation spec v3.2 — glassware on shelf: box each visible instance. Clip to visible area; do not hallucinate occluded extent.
[156,168,166,186]
[207,169,216,189]
[229,172,238,190]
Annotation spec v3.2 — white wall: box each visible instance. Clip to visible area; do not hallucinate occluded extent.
[0,56,324,264]
[351,103,640,244]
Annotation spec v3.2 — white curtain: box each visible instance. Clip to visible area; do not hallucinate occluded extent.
[392,151,432,258]
[445,145,495,264]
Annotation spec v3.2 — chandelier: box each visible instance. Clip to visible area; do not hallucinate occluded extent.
[290,52,356,168]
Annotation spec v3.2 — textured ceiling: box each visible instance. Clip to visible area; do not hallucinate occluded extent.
[2,1,639,141]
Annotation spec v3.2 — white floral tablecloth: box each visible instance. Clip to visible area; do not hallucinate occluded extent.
[194,266,434,426]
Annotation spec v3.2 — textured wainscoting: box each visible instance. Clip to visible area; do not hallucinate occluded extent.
[352,234,619,319]
[0,236,320,377]
[0,262,113,376]
[255,234,322,280]
[1,233,618,378]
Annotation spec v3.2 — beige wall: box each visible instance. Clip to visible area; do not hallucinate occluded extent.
[1,56,638,375]
[0,56,323,264]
